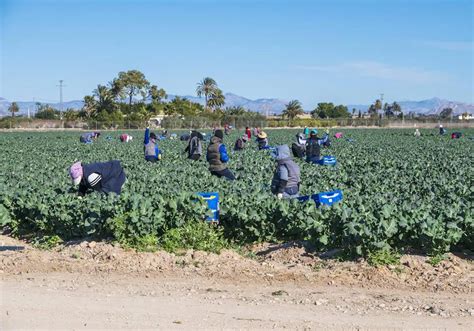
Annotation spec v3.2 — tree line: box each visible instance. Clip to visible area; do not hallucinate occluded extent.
[6,70,467,122]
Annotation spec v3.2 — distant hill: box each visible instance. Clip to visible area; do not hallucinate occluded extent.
[347,97,474,115]
[0,95,472,117]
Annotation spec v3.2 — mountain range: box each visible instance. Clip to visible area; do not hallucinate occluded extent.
[0,94,472,117]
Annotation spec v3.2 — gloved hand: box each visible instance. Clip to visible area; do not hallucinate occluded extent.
[277,193,283,199]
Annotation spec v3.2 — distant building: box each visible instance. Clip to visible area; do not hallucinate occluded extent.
[458,113,474,120]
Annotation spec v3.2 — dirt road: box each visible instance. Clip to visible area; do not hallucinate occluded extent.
[1,236,473,330]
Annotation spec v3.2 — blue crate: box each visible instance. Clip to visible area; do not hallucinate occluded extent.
[297,190,343,207]
[197,192,219,223]
[317,156,337,166]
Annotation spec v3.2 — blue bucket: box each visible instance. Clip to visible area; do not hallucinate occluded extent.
[297,190,343,207]
[317,156,337,166]
[197,192,219,223]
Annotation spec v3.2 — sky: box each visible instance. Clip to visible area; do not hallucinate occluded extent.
[0,0,472,108]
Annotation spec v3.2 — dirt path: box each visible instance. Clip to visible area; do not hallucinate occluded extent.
[1,236,473,330]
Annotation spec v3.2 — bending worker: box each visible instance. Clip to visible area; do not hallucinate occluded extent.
[206,129,235,180]
[69,160,126,196]
[271,145,301,199]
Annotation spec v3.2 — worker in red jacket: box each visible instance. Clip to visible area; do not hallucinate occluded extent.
[245,127,252,140]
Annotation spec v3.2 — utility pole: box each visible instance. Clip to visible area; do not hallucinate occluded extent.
[380,93,384,118]
[57,80,66,119]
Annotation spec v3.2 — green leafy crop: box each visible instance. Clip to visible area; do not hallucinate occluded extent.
[0,128,472,255]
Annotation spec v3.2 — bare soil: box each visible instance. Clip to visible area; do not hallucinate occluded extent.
[1,235,473,330]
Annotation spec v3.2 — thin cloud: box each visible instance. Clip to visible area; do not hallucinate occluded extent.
[296,61,446,83]
[421,40,473,51]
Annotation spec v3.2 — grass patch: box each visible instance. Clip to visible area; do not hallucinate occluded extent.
[159,221,228,254]
[367,249,400,266]
[32,235,63,250]
[427,254,446,266]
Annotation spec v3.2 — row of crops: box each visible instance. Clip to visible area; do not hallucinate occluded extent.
[0,128,472,255]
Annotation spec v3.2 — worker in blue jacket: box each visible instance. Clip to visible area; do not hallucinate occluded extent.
[144,127,161,162]
[206,129,235,180]
[69,160,126,196]
[80,132,100,144]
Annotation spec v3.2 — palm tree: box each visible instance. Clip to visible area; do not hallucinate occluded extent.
[8,102,19,118]
[282,100,304,120]
[207,88,225,112]
[196,77,217,111]
[82,95,97,118]
[93,85,115,113]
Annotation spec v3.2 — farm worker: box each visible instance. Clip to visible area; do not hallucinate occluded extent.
[253,127,260,137]
[271,145,301,199]
[144,127,162,162]
[80,132,100,144]
[184,130,204,161]
[120,134,133,142]
[439,124,446,135]
[306,130,322,163]
[224,124,231,135]
[245,127,252,140]
[180,132,191,141]
[310,128,331,147]
[256,131,269,150]
[206,129,235,180]
[69,160,126,196]
[451,132,462,139]
[291,133,306,158]
[234,135,249,151]
[414,129,421,137]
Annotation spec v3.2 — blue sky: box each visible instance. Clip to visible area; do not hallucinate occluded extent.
[1,0,472,108]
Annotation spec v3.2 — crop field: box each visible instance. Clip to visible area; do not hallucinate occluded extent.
[0,128,473,256]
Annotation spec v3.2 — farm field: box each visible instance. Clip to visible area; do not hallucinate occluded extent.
[0,128,473,256]
[1,128,473,329]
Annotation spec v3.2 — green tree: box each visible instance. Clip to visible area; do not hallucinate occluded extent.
[282,100,304,120]
[225,106,246,115]
[311,102,334,119]
[113,70,150,110]
[375,99,382,112]
[439,107,453,119]
[82,95,97,119]
[196,77,218,112]
[207,88,225,112]
[332,105,350,118]
[93,85,116,113]
[8,102,19,118]
[149,85,167,103]
[35,104,60,119]
[392,102,401,116]
[64,108,79,121]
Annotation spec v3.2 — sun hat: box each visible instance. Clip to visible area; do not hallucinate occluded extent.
[69,161,83,185]
[310,129,318,135]
[257,131,267,139]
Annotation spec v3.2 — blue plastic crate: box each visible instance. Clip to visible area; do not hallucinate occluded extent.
[197,192,219,223]
[297,190,343,207]
[317,156,337,166]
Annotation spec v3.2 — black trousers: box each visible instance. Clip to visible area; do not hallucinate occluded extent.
[210,168,235,181]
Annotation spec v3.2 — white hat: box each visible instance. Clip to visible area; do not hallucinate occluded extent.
[87,173,102,187]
